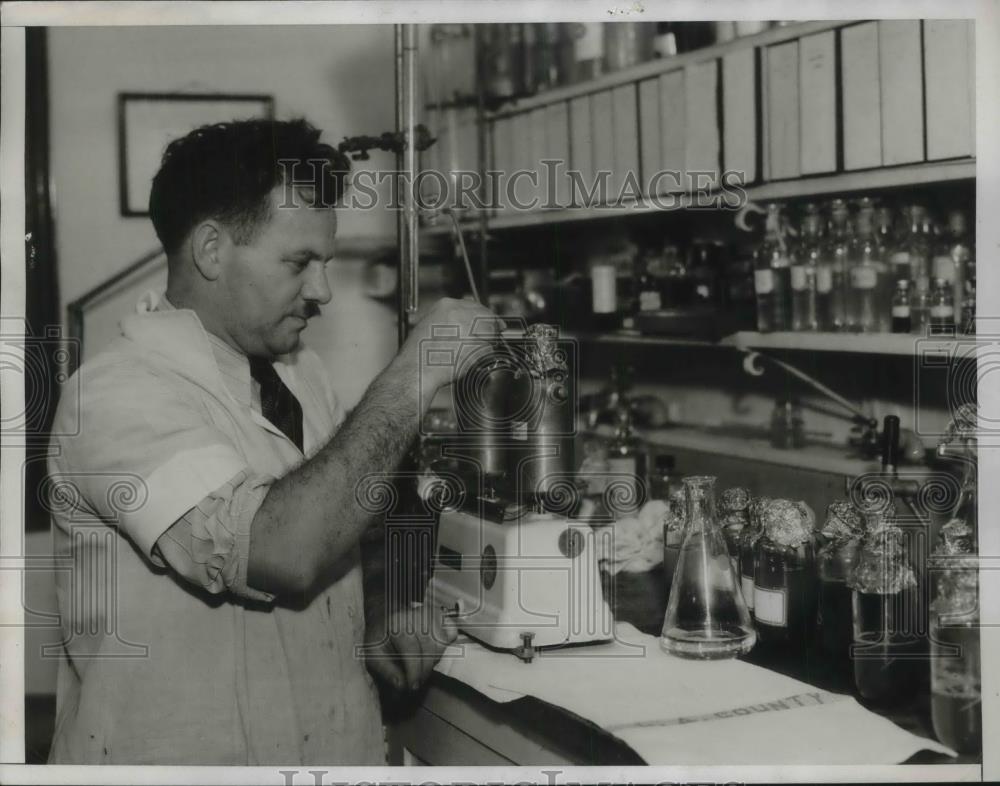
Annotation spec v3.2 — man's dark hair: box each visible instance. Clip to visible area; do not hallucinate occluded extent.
[149,117,350,256]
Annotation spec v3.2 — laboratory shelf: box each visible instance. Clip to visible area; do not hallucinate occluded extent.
[566,329,978,359]
[723,330,978,357]
[417,159,975,239]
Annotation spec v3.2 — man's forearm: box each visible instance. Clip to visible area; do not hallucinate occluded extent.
[248,354,428,595]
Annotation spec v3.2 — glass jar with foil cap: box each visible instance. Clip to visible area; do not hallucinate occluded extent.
[816,500,865,674]
[661,486,686,598]
[720,486,751,579]
[739,496,769,619]
[929,518,980,754]
[753,499,818,649]
[660,476,756,659]
[850,511,924,705]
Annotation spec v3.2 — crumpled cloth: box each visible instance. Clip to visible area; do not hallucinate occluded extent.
[594,499,669,575]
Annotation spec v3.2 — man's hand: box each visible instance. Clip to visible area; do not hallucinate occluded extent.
[400,297,502,395]
[363,604,458,693]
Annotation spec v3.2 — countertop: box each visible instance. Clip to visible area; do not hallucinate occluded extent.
[392,569,981,768]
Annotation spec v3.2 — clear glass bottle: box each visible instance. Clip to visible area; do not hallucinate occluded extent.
[753,500,818,648]
[891,280,912,334]
[754,203,792,333]
[792,205,821,331]
[826,199,853,332]
[962,276,976,335]
[944,210,972,322]
[849,201,882,333]
[929,418,980,754]
[929,277,956,335]
[661,243,693,308]
[910,276,931,335]
[636,249,664,313]
[607,406,647,515]
[660,476,756,659]
[791,204,833,330]
[901,204,933,313]
[930,594,981,755]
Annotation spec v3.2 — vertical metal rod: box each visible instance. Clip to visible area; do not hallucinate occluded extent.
[404,25,419,319]
[395,24,420,345]
[394,25,408,347]
[474,24,490,305]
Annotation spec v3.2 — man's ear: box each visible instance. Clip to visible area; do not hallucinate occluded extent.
[190,220,223,281]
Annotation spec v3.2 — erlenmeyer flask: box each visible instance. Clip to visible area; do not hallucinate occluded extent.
[661,476,757,659]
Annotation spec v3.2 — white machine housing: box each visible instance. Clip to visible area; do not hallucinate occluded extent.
[430,507,614,654]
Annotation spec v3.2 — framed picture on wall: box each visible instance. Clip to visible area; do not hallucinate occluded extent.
[117,92,275,217]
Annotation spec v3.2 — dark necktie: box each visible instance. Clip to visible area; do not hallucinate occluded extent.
[249,357,304,451]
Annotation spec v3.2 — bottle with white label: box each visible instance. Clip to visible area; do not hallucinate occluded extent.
[754,203,792,333]
[754,518,818,648]
[891,280,911,333]
[929,277,955,335]
[851,199,890,333]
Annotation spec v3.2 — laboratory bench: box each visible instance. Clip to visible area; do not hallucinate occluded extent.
[391,568,980,767]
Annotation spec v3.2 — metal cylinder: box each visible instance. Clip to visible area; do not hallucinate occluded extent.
[451,324,576,506]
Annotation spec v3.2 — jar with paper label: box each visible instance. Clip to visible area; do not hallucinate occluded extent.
[826,200,853,332]
[754,203,791,332]
[739,496,769,618]
[792,205,823,331]
[720,487,751,580]
[816,501,865,676]
[754,499,818,648]
[850,513,923,705]
[929,278,955,334]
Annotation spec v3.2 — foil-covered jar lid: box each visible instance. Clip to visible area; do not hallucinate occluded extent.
[663,487,686,534]
[747,495,772,531]
[761,499,816,549]
[821,499,864,542]
[720,486,751,513]
[720,509,747,535]
[934,517,976,556]
[932,563,979,620]
[849,527,917,594]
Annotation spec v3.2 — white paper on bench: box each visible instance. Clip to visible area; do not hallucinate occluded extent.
[433,622,955,765]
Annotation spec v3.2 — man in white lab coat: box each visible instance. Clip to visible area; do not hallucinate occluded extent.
[46,118,495,764]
